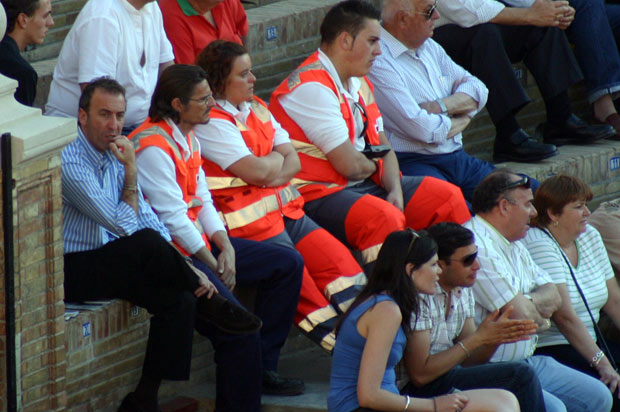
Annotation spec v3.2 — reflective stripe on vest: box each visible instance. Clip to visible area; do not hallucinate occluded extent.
[213,185,302,230]
[202,99,304,239]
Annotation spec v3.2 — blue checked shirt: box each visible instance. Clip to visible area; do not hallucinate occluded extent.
[62,127,170,253]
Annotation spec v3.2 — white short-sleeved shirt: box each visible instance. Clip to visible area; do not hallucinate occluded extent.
[522,225,614,347]
[45,0,174,127]
[277,49,384,155]
[464,215,552,362]
[195,99,291,170]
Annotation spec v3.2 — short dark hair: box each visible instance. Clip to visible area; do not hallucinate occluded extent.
[2,0,40,33]
[195,40,247,100]
[336,229,437,336]
[78,77,126,113]
[531,175,593,227]
[320,0,380,45]
[472,169,526,214]
[427,222,475,261]
[149,64,208,123]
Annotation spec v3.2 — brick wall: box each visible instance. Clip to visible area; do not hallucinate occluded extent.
[8,149,67,411]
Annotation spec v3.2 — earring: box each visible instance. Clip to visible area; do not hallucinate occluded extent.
[553,220,559,227]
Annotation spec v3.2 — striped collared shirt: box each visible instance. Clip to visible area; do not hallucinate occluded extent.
[464,215,551,362]
[62,127,170,253]
[414,283,475,355]
[368,27,488,155]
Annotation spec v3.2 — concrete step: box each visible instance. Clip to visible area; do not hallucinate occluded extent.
[494,139,620,209]
[165,346,331,412]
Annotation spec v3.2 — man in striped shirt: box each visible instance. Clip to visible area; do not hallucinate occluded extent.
[464,169,613,412]
[61,77,269,412]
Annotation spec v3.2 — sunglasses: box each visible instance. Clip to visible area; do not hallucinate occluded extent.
[445,249,478,267]
[413,1,438,20]
[499,176,531,192]
[406,229,420,256]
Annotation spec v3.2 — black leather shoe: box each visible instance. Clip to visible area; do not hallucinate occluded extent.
[493,128,558,162]
[262,370,305,396]
[542,113,615,145]
[196,293,262,335]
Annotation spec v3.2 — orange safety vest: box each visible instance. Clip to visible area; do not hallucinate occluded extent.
[129,118,210,255]
[270,51,385,202]
[202,97,305,241]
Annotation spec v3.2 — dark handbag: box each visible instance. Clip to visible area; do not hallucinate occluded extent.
[541,228,619,371]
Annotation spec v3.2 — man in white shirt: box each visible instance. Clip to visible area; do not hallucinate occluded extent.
[45,0,174,134]
[369,0,495,203]
[430,0,615,162]
[465,169,613,412]
[270,0,472,270]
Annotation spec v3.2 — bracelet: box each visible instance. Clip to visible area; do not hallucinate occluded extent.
[437,99,448,114]
[432,397,438,412]
[457,341,470,358]
[403,395,410,412]
[590,350,605,368]
[123,185,138,193]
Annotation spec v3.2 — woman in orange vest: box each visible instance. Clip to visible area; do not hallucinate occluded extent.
[195,40,366,353]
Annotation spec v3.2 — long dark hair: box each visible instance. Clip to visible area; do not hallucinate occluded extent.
[336,229,438,336]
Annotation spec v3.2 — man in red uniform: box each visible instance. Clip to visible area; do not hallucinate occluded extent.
[159,0,247,64]
[270,0,471,268]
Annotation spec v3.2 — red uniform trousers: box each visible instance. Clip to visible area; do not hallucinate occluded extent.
[303,176,471,271]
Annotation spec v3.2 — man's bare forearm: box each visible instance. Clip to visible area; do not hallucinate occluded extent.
[442,93,478,116]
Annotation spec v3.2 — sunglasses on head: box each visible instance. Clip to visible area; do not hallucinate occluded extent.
[406,229,420,256]
[499,176,531,192]
[413,1,438,20]
[445,249,478,267]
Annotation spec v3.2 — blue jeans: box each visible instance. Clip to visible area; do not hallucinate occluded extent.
[193,236,304,412]
[395,149,539,209]
[402,361,546,412]
[565,0,620,102]
[526,355,612,412]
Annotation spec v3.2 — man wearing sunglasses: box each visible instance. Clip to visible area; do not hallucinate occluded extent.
[399,222,544,411]
[464,170,613,412]
[370,0,496,203]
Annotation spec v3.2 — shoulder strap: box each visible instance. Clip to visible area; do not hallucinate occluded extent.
[540,228,618,371]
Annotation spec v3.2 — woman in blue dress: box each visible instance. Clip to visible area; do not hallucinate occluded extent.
[328,229,520,412]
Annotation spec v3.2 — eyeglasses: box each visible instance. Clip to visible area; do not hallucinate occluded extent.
[406,229,420,256]
[499,176,530,192]
[413,1,438,20]
[445,249,478,267]
[188,94,214,105]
